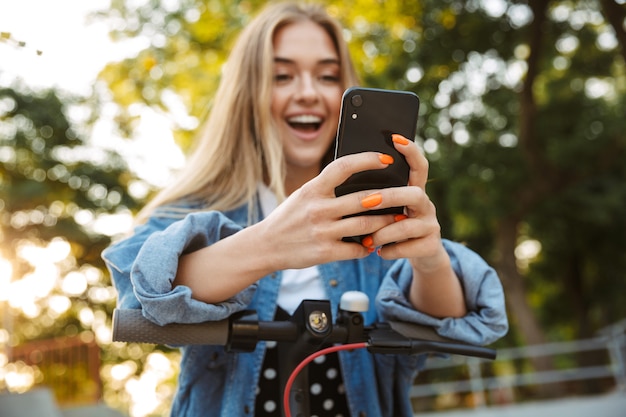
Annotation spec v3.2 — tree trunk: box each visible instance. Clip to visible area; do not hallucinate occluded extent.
[492,0,565,397]
[502,0,553,352]
[494,217,549,348]
[494,217,564,397]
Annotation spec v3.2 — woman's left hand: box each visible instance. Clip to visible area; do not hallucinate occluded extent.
[365,135,442,264]
[365,134,467,317]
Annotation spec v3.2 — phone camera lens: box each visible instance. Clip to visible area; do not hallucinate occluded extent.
[351,94,363,107]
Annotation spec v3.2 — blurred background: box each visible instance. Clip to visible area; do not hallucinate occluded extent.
[1,0,625,416]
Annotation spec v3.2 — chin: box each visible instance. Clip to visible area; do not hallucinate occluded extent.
[286,152,326,171]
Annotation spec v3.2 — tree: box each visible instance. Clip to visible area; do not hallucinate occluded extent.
[394,2,626,383]
[0,84,139,335]
[0,84,148,404]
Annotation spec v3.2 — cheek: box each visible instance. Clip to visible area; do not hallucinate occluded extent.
[329,87,343,109]
[327,91,342,123]
[270,91,287,121]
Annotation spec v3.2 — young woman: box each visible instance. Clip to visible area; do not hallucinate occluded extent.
[103,2,508,416]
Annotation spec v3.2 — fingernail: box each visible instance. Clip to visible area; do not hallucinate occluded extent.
[368,247,376,253]
[394,214,408,222]
[376,248,382,256]
[361,193,382,208]
[392,134,410,145]
[362,235,374,248]
[379,153,394,164]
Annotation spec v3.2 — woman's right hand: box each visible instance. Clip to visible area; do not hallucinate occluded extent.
[174,151,400,303]
[255,151,401,271]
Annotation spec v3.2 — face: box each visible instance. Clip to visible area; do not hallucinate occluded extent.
[271,21,343,188]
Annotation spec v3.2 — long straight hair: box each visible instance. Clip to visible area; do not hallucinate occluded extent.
[135,2,359,224]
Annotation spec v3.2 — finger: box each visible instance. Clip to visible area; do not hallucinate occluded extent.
[392,134,428,189]
[376,215,442,258]
[315,151,394,195]
[379,232,443,260]
[333,212,397,243]
[361,188,435,244]
[376,214,430,246]
[334,185,425,219]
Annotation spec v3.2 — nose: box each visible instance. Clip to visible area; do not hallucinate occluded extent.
[295,73,319,104]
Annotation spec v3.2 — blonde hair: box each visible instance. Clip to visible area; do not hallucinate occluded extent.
[135,1,359,224]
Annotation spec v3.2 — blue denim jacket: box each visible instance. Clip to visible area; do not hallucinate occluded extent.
[102,200,507,417]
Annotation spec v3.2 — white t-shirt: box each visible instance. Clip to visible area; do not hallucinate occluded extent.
[258,183,327,315]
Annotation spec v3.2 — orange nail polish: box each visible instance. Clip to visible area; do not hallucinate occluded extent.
[361,193,382,208]
[379,154,394,165]
[368,247,376,253]
[394,214,408,222]
[392,134,410,145]
[362,235,374,248]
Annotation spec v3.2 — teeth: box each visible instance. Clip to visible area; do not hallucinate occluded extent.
[287,115,322,124]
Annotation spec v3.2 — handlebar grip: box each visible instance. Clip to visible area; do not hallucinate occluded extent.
[388,321,497,359]
[112,309,230,346]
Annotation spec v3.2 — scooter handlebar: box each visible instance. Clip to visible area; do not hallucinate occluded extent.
[112,308,230,346]
[112,308,496,360]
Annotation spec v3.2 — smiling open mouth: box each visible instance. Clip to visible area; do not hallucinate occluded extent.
[287,114,323,132]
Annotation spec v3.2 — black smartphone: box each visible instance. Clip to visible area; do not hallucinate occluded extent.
[334,86,420,217]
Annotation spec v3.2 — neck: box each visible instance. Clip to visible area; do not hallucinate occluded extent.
[285,165,320,195]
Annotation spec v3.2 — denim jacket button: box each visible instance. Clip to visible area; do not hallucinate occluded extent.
[329,279,338,287]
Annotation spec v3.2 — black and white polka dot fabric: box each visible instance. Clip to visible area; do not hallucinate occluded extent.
[254,308,350,417]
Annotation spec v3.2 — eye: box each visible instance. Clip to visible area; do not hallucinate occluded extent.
[320,74,340,83]
[318,64,341,84]
[274,73,292,83]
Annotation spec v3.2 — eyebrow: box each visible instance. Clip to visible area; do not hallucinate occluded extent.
[273,57,340,66]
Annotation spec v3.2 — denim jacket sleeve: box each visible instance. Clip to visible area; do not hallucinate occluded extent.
[375,239,508,346]
[102,210,257,326]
